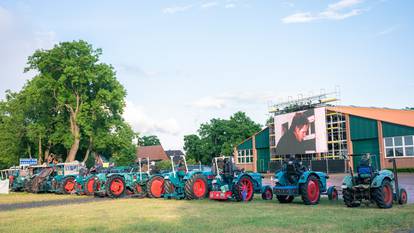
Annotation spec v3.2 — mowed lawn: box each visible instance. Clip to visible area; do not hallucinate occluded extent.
[0,193,413,233]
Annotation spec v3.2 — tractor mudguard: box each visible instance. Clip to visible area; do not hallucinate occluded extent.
[341,175,353,189]
[371,170,394,188]
[234,173,261,192]
[298,171,328,192]
[183,170,203,180]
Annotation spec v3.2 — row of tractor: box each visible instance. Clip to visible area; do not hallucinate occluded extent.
[1,154,408,209]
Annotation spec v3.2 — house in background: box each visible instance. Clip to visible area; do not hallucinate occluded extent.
[136,145,169,162]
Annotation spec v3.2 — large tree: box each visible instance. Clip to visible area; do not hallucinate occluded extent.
[25,40,127,162]
[184,111,261,164]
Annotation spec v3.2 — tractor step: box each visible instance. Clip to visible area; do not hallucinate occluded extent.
[209,191,232,200]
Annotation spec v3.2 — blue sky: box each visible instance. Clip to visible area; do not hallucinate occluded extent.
[0,0,413,149]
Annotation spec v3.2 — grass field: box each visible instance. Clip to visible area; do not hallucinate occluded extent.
[0,192,87,205]
[0,193,413,233]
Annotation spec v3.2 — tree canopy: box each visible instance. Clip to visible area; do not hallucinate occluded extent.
[184,111,261,164]
[138,135,161,146]
[0,40,137,168]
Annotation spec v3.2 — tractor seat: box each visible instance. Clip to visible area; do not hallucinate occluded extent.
[357,165,372,179]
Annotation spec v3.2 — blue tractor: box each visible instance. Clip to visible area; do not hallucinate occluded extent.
[341,154,408,208]
[272,157,337,205]
[209,156,273,202]
[163,155,214,200]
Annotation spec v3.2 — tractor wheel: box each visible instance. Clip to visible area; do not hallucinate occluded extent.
[147,175,164,198]
[343,189,360,207]
[276,195,294,203]
[301,175,321,205]
[134,183,147,198]
[185,173,208,200]
[233,175,254,202]
[261,187,273,200]
[373,180,393,208]
[83,176,96,196]
[61,176,76,194]
[399,188,408,205]
[327,186,338,201]
[106,175,126,198]
[164,180,175,197]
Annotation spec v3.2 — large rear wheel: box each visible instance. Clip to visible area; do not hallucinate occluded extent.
[343,189,360,207]
[84,176,96,196]
[61,176,76,194]
[373,180,393,209]
[185,173,208,200]
[233,175,254,202]
[164,180,175,196]
[147,175,164,198]
[106,175,126,198]
[301,175,321,205]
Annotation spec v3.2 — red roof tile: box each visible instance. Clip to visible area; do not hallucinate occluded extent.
[136,145,169,161]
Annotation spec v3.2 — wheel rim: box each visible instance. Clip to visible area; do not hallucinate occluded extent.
[64,179,75,192]
[151,177,164,197]
[136,184,143,193]
[383,184,392,205]
[87,179,95,193]
[332,190,338,200]
[193,178,206,198]
[307,180,320,203]
[239,177,253,201]
[110,178,124,196]
[265,189,272,199]
[401,191,407,203]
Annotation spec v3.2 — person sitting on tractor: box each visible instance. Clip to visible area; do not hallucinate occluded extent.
[356,153,374,185]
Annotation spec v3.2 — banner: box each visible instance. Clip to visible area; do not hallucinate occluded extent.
[274,107,328,155]
[0,179,9,194]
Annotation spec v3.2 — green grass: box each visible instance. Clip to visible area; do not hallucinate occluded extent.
[0,194,413,233]
[0,192,87,205]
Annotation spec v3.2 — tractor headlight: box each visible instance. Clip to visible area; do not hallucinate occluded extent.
[212,180,217,184]
[274,179,279,183]
[165,176,169,179]
[341,185,347,189]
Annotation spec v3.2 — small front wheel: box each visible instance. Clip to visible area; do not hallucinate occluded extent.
[261,186,273,200]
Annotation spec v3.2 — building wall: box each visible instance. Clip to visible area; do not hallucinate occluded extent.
[381,122,414,169]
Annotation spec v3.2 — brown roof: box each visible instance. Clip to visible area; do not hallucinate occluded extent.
[136,145,169,161]
[327,106,414,127]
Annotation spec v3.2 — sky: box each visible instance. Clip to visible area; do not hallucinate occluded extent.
[0,0,413,150]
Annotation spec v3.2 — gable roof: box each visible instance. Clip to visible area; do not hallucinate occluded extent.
[327,106,414,128]
[136,145,169,161]
[165,150,185,158]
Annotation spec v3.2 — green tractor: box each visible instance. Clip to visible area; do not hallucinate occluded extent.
[50,161,85,194]
[3,166,24,192]
[162,155,214,200]
[25,165,55,193]
[93,159,151,198]
[272,157,337,205]
[209,156,273,201]
[341,154,408,208]
[74,166,107,196]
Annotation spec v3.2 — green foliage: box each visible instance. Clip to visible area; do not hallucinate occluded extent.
[0,40,138,168]
[138,135,161,146]
[155,160,171,171]
[184,111,261,164]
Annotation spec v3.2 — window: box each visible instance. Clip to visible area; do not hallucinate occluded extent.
[384,135,414,157]
[237,149,253,164]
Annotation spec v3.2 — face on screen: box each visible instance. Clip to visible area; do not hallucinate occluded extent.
[293,124,309,142]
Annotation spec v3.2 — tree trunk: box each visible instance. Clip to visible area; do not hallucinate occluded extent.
[82,137,93,163]
[66,94,81,162]
[44,143,51,163]
[38,137,43,164]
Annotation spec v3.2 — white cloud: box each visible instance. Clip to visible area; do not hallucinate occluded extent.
[201,2,219,9]
[282,0,365,24]
[123,101,181,136]
[162,5,193,14]
[191,91,278,109]
[224,3,236,9]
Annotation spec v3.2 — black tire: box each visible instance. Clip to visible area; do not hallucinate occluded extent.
[24,180,32,192]
[276,195,294,203]
[83,176,96,196]
[301,175,321,205]
[147,175,164,198]
[232,175,254,202]
[185,173,208,200]
[60,176,76,194]
[261,187,273,200]
[399,188,408,205]
[372,180,393,209]
[106,175,126,198]
[164,179,175,196]
[343,189,360,207]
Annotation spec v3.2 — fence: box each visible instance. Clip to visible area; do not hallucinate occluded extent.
[269,159,348,174]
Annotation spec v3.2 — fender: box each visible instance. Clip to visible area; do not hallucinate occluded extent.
[298,171,328,191]
[372,170,394,188]
[341,175,353,189]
